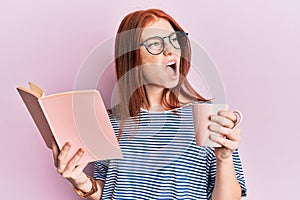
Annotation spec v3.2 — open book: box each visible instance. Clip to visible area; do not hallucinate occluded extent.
[17,82,123,164]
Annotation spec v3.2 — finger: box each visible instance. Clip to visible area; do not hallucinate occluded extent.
[51,140,59,166]
[62,148,85,177]
[218,110,238,125]
[210,114,235,128]
[209,134,239,151]
[57,142,71,174]
[72,163,89,178]
[209,125,241,142]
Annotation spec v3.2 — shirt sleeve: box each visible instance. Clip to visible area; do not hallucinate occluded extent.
[206,148,247,198]
[232,149,247,197]
[93,160,109,181]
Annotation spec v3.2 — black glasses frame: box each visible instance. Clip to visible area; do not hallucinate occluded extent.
[139,31,189,55]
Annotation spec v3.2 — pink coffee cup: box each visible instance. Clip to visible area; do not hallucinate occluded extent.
[192,103,243,147]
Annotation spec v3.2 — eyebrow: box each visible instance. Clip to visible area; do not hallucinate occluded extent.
[142,31,175,40]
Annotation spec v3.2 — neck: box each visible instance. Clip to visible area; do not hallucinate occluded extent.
[143,85,165,111]
[142,85,193,111]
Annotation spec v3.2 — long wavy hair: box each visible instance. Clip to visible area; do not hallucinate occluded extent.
[113,9,209,139]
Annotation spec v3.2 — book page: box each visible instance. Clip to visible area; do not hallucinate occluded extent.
[39,90,122,164]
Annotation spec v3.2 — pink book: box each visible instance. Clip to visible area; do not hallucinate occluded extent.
[17,82,123,164]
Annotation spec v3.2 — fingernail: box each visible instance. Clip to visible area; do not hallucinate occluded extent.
[79,148,84,155]
[209,134,217,140]
[209,125,217,131]
[65,143,71,150]
[220,110,227,115]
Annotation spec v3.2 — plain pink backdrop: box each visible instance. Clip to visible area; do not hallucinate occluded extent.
[1,0,299,199]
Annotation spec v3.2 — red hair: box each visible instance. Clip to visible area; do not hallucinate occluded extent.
[113,9,208,138]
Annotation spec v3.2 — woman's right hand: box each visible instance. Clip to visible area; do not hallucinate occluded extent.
[51,140,91,191]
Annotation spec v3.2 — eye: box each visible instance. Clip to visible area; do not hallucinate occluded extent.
[147,41,162,49]
[171,36,178,41]
[172,38,178,43]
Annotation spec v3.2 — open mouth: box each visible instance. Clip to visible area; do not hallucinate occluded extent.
[166,61,176,72]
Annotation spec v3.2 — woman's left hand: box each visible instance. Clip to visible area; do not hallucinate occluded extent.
[208,110,242,160]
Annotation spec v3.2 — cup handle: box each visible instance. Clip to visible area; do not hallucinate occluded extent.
[232,110,243,129]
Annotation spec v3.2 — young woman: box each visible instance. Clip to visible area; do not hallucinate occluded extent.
[52,9,247,199]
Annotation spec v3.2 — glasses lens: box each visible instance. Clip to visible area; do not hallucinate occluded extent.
[144,37,164,55]
[170,32,188,49]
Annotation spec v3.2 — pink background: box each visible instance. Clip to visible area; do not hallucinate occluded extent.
[1,0,299,199]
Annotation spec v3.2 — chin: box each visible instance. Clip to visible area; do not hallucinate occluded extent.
[164,79,180,89]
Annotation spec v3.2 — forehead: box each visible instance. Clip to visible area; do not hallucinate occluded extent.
[141,18,175,40]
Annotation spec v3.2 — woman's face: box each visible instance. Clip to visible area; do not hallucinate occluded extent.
[139,18,181,90]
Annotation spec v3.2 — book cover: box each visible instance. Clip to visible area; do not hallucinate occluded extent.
[17,82,123,164]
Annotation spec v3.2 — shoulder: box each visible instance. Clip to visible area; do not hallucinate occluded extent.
[178,94,212,107]
[107,104,120,116]
[178,93,194,105]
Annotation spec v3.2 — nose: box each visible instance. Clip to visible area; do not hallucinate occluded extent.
[163,39,174,56]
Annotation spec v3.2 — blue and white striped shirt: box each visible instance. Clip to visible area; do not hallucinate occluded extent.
[94,104,247,199]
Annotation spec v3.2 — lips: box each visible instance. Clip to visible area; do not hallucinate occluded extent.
[166,61,176,72]
[165,60,178,79]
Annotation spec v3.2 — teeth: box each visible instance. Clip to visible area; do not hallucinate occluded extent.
[167,61,175,66]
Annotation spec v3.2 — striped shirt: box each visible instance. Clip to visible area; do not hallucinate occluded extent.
[94,104,247,199]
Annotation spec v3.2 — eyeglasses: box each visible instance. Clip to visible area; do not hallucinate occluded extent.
[140,31,188,55]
